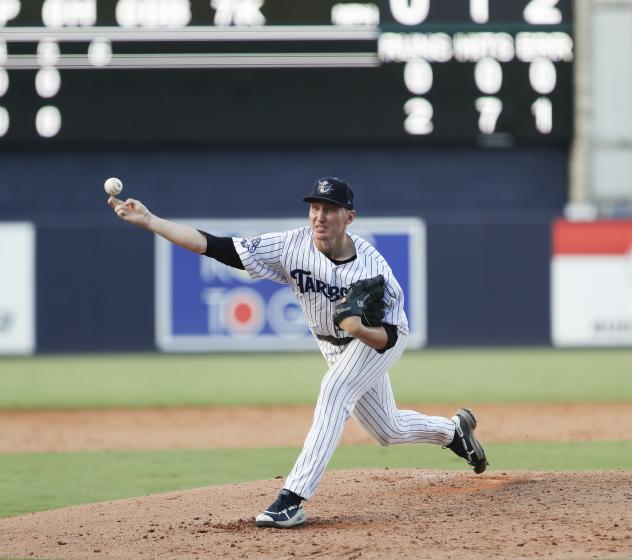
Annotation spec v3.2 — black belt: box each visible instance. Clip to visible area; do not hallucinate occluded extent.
[316,335,354,346]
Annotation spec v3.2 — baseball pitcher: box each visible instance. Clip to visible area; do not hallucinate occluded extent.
[108,177,488,528]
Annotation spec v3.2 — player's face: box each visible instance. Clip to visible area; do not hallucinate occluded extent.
[309,202,354,242]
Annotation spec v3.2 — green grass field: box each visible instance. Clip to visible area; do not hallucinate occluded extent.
[0,349,631,519]
[1,348,631,408]
[1,442,630,519]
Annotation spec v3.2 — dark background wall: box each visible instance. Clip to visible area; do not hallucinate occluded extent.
[0,147,566,351]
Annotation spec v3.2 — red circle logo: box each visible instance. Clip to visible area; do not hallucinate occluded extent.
[234,302,252,323]
[224,288,265,335]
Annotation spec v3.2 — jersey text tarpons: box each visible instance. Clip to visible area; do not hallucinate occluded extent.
[290,269,348,302]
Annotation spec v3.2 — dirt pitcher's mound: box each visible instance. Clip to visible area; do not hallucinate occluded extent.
[1,469,630,560]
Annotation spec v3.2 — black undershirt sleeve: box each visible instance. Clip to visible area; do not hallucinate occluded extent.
[198,230,245,270]
[376,323,399,353]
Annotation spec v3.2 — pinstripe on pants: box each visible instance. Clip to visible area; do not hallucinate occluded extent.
[284,334,456,499]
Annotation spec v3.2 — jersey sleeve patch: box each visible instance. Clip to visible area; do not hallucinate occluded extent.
[234,231,289,285]
[240,236,262,253]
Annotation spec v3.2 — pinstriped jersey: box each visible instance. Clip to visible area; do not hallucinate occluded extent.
[233,226,408,337]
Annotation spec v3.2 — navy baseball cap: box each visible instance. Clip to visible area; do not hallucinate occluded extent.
[303,177,354,210]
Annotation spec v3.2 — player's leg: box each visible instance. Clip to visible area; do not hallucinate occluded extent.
[351,374,455,446]
[352,377,488,473]
[256,337,406,527]
[283,334,408,500]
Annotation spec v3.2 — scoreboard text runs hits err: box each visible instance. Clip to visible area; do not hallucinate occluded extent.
[0,0,573,146]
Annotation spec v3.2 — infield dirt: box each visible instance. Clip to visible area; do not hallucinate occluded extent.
[0,403,631,559]
[1,402,630,452]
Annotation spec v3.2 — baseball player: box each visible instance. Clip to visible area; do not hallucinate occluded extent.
[107,177,488,528]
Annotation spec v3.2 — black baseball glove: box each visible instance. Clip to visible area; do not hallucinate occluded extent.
[334,275,386,328]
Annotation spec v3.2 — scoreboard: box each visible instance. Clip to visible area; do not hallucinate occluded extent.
[0,0,573,147]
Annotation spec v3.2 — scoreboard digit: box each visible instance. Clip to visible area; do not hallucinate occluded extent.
[0,0,573,146]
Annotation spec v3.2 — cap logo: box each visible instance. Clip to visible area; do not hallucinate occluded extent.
[317,180,334,194]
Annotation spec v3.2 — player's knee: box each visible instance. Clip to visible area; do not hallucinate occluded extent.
[373,433,396,446]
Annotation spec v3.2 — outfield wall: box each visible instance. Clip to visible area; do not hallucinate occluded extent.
[0,147,566,352]
[23,214,553,352]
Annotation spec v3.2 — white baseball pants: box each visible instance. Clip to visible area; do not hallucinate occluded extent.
[284,334,456,499]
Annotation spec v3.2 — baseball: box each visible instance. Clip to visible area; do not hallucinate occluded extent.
[104,177,123,196]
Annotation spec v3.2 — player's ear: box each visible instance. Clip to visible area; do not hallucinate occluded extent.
[346,209,356,225]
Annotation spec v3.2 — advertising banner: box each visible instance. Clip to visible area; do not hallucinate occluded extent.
[0,223,36,354]
[156,218,425,352]
[551,220,632,346]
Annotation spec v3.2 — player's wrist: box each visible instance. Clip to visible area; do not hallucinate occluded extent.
[143,210,154,230]
[352,323,388,349]
[338,315,362,336]
[146,212,167,233]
